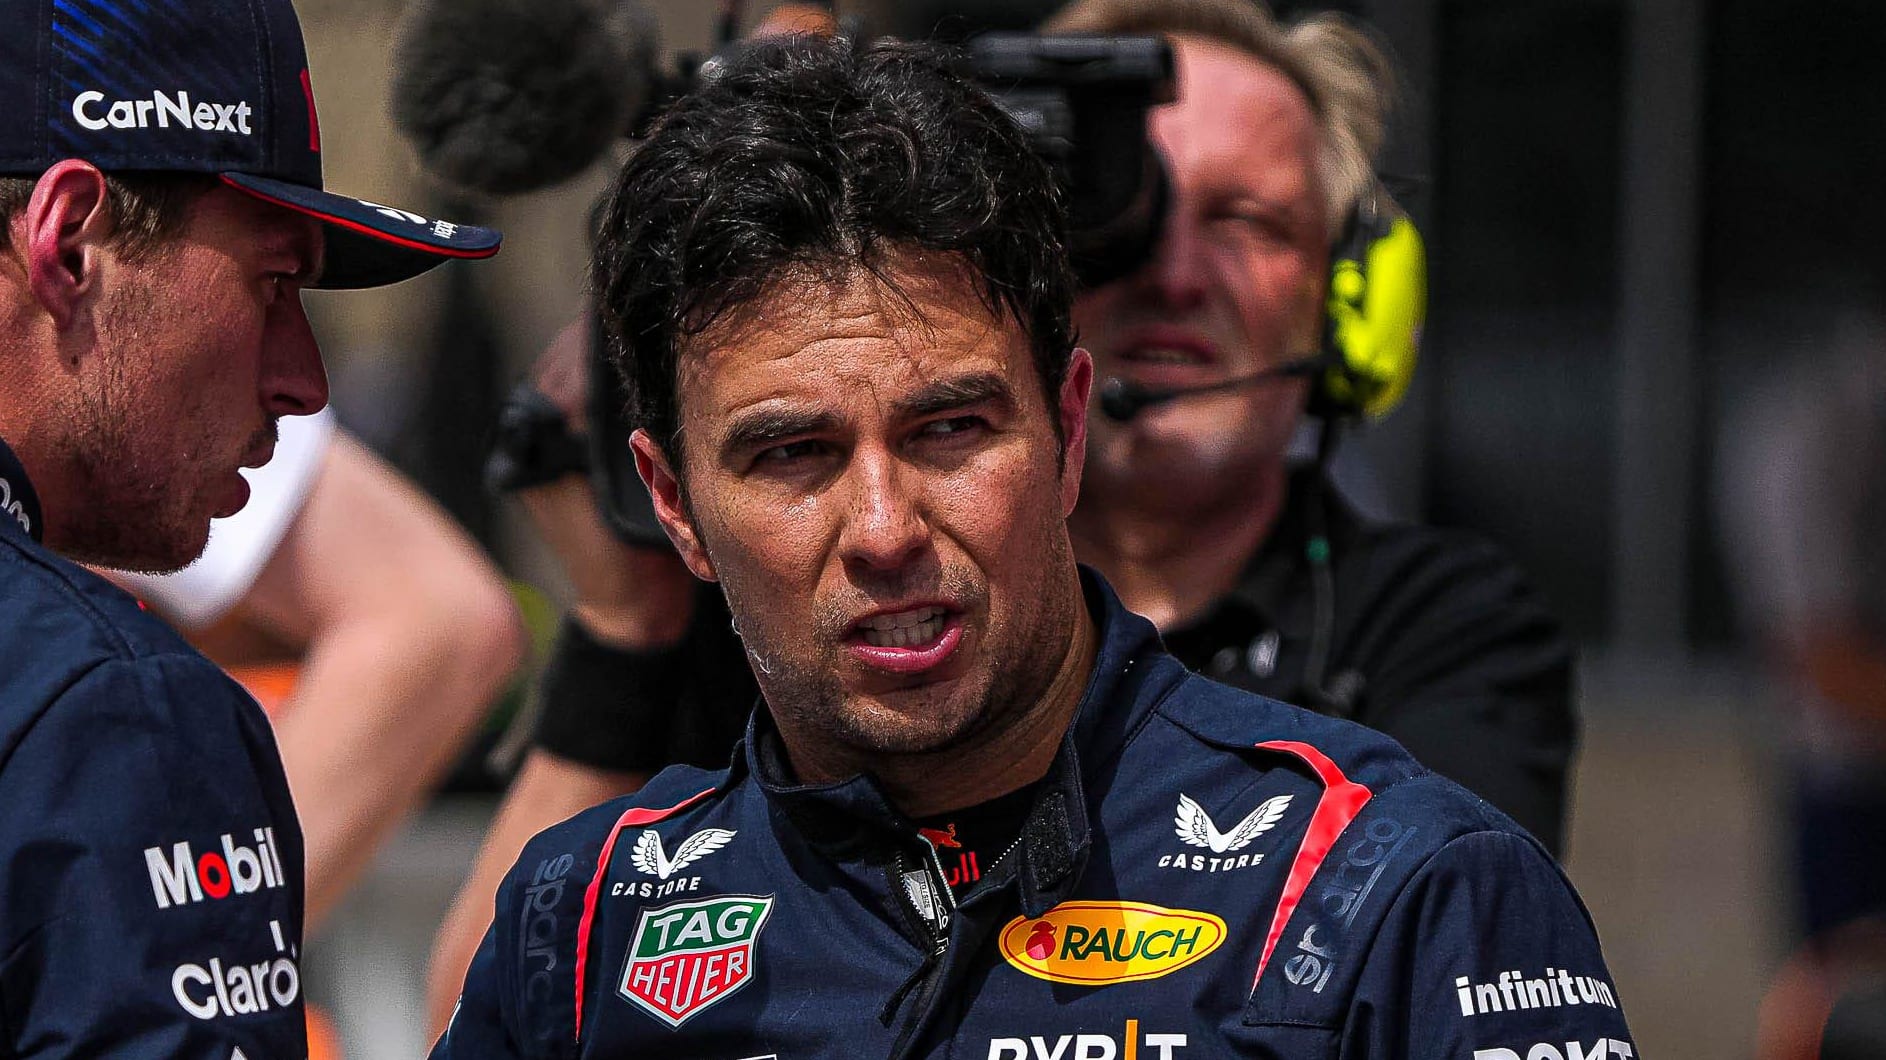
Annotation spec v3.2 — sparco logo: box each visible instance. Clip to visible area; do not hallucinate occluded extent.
[144,828,286,909]
[71,90,253,134]
[1282,816,1416,994]
[520,852,575,1044]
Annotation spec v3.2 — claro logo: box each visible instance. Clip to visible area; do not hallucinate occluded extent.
[145,828,287,910]
[71,89,253,134]
[999,901,1226,986]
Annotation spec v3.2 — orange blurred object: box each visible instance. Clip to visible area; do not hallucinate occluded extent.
[226,662,301,719]
[307,1002,344,1060]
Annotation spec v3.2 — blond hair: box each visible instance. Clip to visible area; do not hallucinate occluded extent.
[1044,0,1395,237]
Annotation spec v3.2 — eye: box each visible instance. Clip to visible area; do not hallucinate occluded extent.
[918,416,985,439]
[755,439,828,466]
[1207,202,1295,244]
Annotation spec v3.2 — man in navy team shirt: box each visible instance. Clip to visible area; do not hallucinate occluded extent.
[0,0,497,1051]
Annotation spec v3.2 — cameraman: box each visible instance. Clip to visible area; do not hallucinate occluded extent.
[425,0,1574,1029]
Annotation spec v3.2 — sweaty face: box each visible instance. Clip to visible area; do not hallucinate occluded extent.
[1077,37,1330,501]
[637,256,1090,764]
[57,185,326,572]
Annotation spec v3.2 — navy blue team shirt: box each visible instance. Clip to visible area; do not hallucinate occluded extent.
[437,570,1635,1060]
[0,437,306,1057]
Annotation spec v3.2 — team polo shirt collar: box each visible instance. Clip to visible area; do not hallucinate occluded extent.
[0,435,45,544]
[746,566,1185,916]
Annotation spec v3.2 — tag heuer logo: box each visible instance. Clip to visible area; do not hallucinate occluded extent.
[631,826,736,880]
[619,894,774,1027]
[1158,793,1292,872]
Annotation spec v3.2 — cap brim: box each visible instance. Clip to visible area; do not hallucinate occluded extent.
[220,173,501,289]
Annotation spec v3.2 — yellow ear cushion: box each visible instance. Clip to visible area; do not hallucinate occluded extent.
[1323,215,1426,419]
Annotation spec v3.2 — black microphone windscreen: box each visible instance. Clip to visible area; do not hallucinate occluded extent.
[390,0,659,196]
[1099,377,1152,423]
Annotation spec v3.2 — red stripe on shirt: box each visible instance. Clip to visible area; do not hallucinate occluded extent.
[572,787,717,1039]
[1250,740,1373,990]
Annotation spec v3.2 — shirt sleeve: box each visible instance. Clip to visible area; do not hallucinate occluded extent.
[116,407,336,630]
[0,656,307,1058]
[431,924,518,1060]
[1347,830,1636,1060]
[433,805,618,1060]
[1343,532,1577,855]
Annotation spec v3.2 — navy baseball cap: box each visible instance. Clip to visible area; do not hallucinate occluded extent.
[0,0,500,288]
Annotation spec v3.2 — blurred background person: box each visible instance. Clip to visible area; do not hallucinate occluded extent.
[112,408,527,932]
[424,0,1579,1029]
[1717,310,1886,1058]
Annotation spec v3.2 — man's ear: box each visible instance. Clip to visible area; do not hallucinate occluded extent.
[631,428,719,582]
[21,161,115,332]
[1057,348,1093,516]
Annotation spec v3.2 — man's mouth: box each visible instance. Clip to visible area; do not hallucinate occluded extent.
[855,606,949,648]
[845,604,966,676]
[1108,331,1223,390]
[1120,345,1211,366]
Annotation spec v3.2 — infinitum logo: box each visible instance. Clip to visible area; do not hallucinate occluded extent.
[71,90,253,134]
[145,828,287,910]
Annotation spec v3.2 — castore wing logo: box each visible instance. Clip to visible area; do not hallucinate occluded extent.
[631,827,736,880]
[1174,793,1291,853]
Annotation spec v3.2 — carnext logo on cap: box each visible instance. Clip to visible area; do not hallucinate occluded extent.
[71,90,254,135]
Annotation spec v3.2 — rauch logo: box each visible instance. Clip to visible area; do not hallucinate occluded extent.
[145,828,287,910]
[618,894,774,1027]
[998,901,1226,986]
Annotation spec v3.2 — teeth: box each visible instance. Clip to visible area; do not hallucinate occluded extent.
[859,607,947,648]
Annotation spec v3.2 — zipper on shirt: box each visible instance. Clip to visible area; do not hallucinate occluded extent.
[883,833,961,1057]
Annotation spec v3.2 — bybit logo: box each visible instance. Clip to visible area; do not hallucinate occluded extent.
[72,90,253,134]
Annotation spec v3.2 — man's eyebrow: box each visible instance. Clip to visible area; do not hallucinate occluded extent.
[720,406,842,457]
[893,372,1014,419]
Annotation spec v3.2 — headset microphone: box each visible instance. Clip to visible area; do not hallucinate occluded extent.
[1098,356,1324,423]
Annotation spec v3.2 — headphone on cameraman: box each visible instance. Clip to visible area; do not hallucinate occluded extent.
[1310,187,1426,421]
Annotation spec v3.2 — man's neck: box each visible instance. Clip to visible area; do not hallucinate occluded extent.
[777,580,1100,819]
[902,601,1097,816]
[1070,459,1288,630]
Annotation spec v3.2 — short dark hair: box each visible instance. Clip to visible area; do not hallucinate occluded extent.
[0,171,215,261]
[592,37,1076,461]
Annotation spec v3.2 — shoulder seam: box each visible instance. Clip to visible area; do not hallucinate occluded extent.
[0,657,110,777]
[1,537,139,660]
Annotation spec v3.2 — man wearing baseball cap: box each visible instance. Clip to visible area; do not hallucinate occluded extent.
[0,0,497,1052]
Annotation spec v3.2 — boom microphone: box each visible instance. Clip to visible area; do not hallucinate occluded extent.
[1098,356,1325,423]
[390,0,660,195]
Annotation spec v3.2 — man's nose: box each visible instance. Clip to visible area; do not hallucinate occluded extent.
[262,294,330,417]
[1138,206,1210,313]
[837,447,928,574]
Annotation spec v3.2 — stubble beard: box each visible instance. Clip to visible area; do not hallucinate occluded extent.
[724,531,1082,771]
[52,281,220,573]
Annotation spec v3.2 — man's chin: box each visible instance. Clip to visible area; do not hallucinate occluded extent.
[830,684,995,757]
[68,510,212,575]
